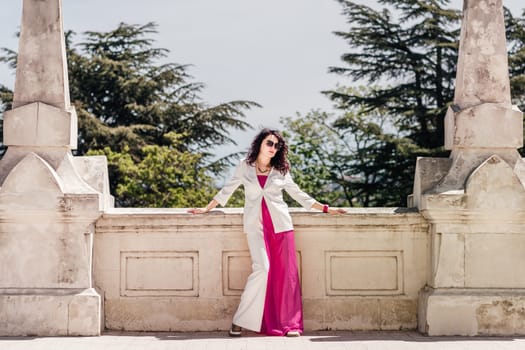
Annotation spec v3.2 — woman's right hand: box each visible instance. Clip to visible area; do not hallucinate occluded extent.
[187,208,207,214]
[188,199,218,214]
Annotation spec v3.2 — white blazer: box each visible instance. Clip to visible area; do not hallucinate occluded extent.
[213,159,316,233]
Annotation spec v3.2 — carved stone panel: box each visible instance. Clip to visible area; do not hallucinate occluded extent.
[325,250,404,296]
[120,251,198,297]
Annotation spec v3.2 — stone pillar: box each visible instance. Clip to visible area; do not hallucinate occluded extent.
[412,0,525,336]
[0,0,112,336]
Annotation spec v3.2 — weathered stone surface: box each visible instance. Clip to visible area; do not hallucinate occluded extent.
[13,0,71,110]
[413,0,525,336]
[3,102,77,148]
[67,288,102,336]
[429,232,465,288]
[0,293,69,336]
[0,0,107,336]
[0,289,101,336]
[454,0,511,108]
[104,298,240,331]
[0,151,102,213]
[327,251,401,294]
[420,288,525,336]
[412,157,452,208]
[303,297,418,331]
[444,104,523,149]
[0,152,63,196]
[466,233,525,288]
[465,155,525,209]
[95,208,427,331]
[0,221,91,288]
[304,299,381,330]
[73,156,114,209]
[477,298,525,335]
[379,298,418,330]
[430,150,522,194]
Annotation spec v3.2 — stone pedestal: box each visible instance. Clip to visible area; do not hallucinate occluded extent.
[419,288,525,336]
[0,289,101,336]
[0,151,108,335]
[0,0,112,336]
[413,0,525,336]
[414,164,525,335]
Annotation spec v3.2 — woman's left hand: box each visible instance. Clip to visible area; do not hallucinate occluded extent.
[328,208,347,215]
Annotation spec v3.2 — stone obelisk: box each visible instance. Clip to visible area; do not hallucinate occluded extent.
[0,0,112,336]
[412,0,525,336]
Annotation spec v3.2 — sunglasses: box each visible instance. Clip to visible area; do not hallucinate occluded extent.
[265,140,282,150]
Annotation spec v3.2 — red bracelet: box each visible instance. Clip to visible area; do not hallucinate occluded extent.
[323,204,329,213]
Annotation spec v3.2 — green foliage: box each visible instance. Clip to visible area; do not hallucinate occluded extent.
[0,84,11,156]
[282,111,345,206]
[1,22,258,207]
[0,47,15,155]
[88,134,216,207]
[329,0,461,148]
[222,185,245,208]
[507,8,525,111]
[66,23,257,157]
[288,0,463,206]
[283,99,429,207]
[285,0,525,207]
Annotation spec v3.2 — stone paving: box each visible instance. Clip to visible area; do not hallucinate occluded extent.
[1,331,525,350]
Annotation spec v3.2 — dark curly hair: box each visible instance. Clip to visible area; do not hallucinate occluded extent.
[247,128,290,175]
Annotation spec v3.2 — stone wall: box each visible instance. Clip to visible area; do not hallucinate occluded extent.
[94,208,428,331]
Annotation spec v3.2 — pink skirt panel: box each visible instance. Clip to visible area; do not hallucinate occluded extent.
[258,175,303,336]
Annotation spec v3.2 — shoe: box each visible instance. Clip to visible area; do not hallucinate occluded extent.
[286,330,301,337]
[228,324,242,337]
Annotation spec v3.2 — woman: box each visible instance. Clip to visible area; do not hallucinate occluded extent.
[188,128,345,337]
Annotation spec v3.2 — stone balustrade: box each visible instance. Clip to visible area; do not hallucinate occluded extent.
[4,0,525,337]
[94,207,428,331]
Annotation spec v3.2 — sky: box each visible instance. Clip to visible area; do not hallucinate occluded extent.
[0,0,524,158]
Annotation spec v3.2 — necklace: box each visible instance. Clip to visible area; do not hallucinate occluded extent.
[256,162,271,173]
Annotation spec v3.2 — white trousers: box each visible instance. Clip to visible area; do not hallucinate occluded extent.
[232,230,269,332]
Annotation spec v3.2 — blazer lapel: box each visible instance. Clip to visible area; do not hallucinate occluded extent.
[246,162,262,189]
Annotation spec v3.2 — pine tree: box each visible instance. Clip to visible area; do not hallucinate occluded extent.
[507,8,525,111]
[66,23,257,157]
[328,0,461,150]
[0,22,258,207]
[285,0,525,207]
